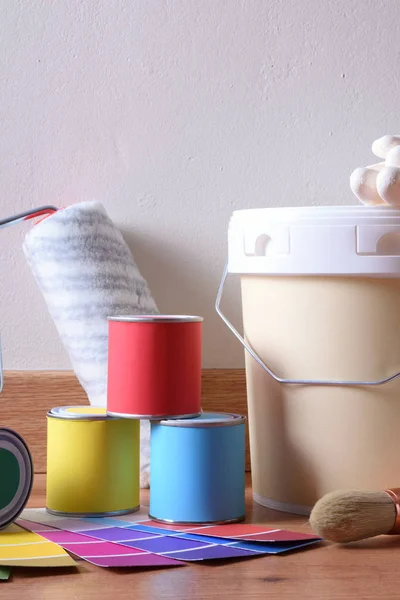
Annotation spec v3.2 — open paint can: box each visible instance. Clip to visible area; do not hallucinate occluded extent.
[149,412,246,524]
[46,406,140,517]
[107,315,203,419]
[0,428,33,529]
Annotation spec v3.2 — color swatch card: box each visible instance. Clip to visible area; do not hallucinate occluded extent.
[19,515,262,562]
[121,524,320,555]
[0,523,77,568]
[20,518,274,562]
[80,513,321,545]
[17,519,184,569]
[79,515,321,548]
[20,509,322,563]
[133,521,321,543]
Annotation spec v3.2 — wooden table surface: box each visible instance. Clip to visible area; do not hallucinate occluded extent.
[3,474,400,599]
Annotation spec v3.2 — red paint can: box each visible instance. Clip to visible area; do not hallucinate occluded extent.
[106,315,203,419]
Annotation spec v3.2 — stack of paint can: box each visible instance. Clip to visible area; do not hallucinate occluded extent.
[106,315,247,525]
[1,204,246,524]
[46,314,246,524]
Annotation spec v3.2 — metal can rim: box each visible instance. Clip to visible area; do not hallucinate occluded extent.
[46,505,141,518]
[153,412,246,428]
[107,314,203,323]
[148,514,246,525]
[107,410,201,420]
[47,406,117,421]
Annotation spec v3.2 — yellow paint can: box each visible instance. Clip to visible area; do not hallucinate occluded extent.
[46,406,140,517]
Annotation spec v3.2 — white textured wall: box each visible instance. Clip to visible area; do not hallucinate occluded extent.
[0,0,399,370]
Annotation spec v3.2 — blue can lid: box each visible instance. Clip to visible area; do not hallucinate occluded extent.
[154,412,246,428]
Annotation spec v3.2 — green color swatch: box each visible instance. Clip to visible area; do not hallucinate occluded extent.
[0,448,20,509]
[0,567,11,581]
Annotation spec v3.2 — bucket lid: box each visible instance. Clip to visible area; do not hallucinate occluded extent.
[228,205,400,276]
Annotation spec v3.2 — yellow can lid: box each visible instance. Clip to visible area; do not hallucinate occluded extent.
[47,406,112,420]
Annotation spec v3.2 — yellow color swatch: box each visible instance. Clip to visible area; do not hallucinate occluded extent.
[0,524,76,568]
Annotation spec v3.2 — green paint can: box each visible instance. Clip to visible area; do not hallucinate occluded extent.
[0,428,33,529]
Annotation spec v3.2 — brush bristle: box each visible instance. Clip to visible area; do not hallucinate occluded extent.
[309,490,396,543]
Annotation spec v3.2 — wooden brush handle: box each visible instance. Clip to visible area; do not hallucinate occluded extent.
[385,489,400,534]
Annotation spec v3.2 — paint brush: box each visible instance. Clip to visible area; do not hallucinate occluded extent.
[309,488,400,543]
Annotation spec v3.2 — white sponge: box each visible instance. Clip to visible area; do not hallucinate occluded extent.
[349,163,384,205]
[350,135,400,207]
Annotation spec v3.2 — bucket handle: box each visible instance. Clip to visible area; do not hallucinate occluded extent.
[215,260,400,387]
[0,205,58,394]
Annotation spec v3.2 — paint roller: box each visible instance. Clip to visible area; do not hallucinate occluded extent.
[1,201,159,488]
[23,201,159,487]
[22,201,159,405]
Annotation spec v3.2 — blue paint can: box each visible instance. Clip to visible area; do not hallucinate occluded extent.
[149,412,246,524]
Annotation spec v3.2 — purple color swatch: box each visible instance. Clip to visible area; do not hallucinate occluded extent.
[171,544,262,561]
[124,535,207,554]
[83,528,159,543]
[92,554,182,568]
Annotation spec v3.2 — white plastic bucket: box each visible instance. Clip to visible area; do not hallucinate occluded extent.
[217,205,400,515]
